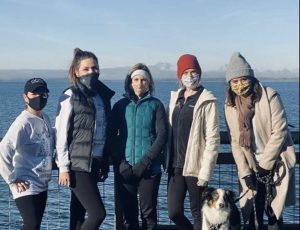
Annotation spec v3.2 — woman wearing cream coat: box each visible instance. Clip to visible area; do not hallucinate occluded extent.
[165,54,220,230]
[224,52,296,229]
[167,84,220,182]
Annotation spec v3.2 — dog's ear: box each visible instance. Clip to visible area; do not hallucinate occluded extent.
[202,187,215,201]
[225,190,236,202]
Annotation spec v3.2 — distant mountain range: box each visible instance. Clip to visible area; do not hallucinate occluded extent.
[0,64,299,81]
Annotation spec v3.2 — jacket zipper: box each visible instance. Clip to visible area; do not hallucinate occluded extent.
[88,102,96,172]
[131,95,149,165]
[128,95,151,165]
[175,102,183,167]
[132,103,138,164]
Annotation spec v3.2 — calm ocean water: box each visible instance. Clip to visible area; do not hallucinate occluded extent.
[0,78,299,229]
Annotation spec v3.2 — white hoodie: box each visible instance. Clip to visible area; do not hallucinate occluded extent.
[0,110,54,199]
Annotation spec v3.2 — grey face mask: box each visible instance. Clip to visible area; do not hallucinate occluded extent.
[76,72,99,97]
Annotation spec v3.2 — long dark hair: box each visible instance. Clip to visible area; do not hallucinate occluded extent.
[225,77,262,106]
[68,48,99,85]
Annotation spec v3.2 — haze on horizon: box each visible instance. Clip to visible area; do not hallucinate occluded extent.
[0,67,298,81]
[0,0,299,73]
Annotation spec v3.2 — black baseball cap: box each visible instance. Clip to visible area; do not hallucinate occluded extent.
[24,78,49,94]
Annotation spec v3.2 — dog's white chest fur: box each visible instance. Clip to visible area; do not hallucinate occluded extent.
[202,189,231,230]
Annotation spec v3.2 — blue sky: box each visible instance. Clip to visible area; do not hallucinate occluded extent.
[0,0,298,71]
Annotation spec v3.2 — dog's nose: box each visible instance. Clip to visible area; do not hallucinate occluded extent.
[219,203,224,208]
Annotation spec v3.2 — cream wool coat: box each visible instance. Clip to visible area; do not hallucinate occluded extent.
[225,83,296,221]
[168,88,220,185]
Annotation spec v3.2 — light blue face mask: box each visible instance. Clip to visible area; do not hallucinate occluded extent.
[181,74,201,89]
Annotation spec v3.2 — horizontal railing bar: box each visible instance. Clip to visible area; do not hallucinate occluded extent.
[49,153,300,172]
[50,151,300,169]
[217,152,299,164]
[2,131,299,170]
[1,131,299,144]
[220,131,299,144]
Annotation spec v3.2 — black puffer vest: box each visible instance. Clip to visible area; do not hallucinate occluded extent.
[67,81,115,172]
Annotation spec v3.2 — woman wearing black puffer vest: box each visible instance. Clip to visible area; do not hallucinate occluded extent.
[112,63,168,230]
[55,48,115,230]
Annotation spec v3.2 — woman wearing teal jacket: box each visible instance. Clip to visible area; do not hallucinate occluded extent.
[112,63,168,230]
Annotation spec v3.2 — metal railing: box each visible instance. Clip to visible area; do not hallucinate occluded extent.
[0,131,299,229]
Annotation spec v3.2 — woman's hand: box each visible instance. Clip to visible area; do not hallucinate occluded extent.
[11,180,30,193]
[244,174,256,190]
[197,179,208,187]
[119,160,133,181]
[132,156,152,179]
[59,172,71,187]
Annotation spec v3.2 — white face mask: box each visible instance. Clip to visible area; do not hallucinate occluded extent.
[181,74,201,89]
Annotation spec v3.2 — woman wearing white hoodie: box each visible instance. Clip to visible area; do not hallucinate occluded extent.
[0,78,54,230]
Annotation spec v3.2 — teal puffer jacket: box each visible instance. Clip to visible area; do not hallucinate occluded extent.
[112,94,167,174]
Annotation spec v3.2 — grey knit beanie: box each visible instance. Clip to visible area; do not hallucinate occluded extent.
[226,52,254,82]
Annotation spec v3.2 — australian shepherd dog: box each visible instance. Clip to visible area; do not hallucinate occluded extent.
[201,187,241,230]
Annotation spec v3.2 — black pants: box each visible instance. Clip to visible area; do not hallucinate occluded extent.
[167,168,205,230]
[69,158,106,230]
[15,191,47,230]
[248,181,282,230]
[119,173,161,230]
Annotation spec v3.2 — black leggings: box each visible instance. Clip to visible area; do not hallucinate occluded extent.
[167,168,205,230]
[69,158,106,230]
[119,173,161,230]
[15,191,48,230]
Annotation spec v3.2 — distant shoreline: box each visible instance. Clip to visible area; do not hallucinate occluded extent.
[0,78,299,82]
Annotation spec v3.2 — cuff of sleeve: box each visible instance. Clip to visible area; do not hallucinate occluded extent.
[197,179,208,186]
[59,166,69,173]
[238,168,252,179]
[8,174,16,184]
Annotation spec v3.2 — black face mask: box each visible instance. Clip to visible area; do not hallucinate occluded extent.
[27,95,48,111]
[76,72,99,97]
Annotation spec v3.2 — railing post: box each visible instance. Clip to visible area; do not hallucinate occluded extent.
[114,168,123,230]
